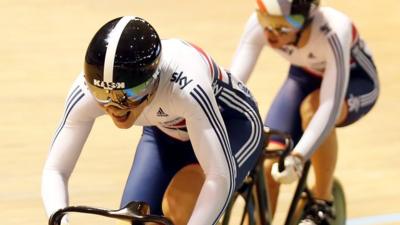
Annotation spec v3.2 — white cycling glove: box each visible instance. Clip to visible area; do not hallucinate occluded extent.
[271,154,304,184]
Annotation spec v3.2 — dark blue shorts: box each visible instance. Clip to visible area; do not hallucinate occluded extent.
[265,53,379,145]
[120,77,264,214]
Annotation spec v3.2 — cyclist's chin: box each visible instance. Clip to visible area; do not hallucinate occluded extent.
[110,110,142,129]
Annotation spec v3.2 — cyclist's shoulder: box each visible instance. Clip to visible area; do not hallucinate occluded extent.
[64,72,91,99]
[158,41,214,93]
[316,7,352,22]
[65,72,104,115]
[312,7,353,35]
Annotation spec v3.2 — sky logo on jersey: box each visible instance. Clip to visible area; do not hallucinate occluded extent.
[170,71,193,89]
[237,82,253,98]
[93,79,125,89]
[348,94,361,112]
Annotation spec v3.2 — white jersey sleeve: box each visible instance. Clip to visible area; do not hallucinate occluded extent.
[41,74,104,217]
[162,41,235,225]
[142,40,235,225]
[230,12,266,83]
[181,88,233,225]
[294,9,352,159]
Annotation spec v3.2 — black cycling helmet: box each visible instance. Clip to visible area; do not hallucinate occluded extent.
[84,16,161,108]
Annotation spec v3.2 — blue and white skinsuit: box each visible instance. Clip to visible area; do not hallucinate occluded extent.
[230,7,379,159]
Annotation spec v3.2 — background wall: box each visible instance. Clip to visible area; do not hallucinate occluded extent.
[1,0,399,224]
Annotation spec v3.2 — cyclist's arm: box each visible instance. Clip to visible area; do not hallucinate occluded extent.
[230,12,266,83]
[41,75,105,217]
[294,22,352,160]
[179,84,235,225]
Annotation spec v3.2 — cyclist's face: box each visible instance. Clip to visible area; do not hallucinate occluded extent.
[256,10,300,48]
[263,26,298,48]
[87,75,159,128]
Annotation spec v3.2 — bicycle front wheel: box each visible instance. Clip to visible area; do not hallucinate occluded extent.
[288,178,346,225]
[331,178,346,225]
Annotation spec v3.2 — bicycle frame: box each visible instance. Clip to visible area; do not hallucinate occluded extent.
[222,160,312,225]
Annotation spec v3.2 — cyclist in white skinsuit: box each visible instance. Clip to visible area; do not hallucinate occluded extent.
[230,0,379,224]
[41,16,264,225]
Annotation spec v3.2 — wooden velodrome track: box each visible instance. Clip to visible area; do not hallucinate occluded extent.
[1,0,399,224]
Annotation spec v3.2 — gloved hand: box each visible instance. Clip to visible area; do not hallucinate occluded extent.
[271,153,304,184]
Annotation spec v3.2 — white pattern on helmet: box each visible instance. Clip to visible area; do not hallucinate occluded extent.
[103,16,135,83]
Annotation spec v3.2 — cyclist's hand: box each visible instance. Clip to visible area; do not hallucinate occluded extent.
[271,153,304,184]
